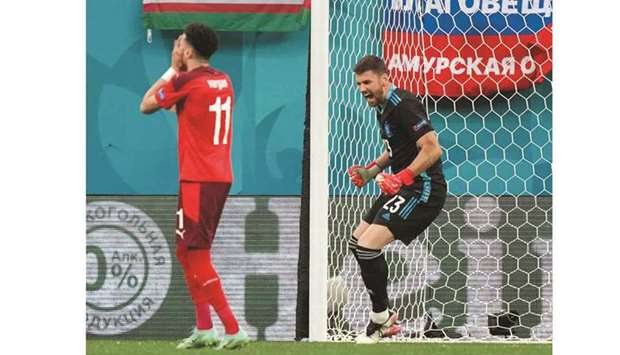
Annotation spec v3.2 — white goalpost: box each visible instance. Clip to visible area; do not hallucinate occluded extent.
[308,0,330,342]
[310,0,552,342]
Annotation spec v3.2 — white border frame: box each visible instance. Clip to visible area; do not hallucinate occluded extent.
[308,0,329,342]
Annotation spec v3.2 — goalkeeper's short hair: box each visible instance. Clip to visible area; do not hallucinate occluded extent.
[353,55,387,75]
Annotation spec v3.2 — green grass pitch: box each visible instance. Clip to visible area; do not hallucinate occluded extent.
[87,340,551,355]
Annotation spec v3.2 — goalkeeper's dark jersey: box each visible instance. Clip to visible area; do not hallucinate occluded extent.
[376,86,446,190]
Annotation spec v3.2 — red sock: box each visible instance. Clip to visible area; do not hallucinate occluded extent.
[213,301,239,335]
[187,249,240,335]
[195,303,213,330]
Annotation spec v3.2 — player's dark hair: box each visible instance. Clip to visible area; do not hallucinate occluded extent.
[353,55,387,75]
[184,22,218,60]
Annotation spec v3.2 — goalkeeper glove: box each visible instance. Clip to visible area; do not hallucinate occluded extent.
[376,169,415,195]
[347,161,383,188]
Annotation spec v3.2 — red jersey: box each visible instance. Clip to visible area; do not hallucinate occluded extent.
[155,66,234,183]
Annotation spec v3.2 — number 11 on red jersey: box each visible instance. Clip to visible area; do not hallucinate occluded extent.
[209,96,231,145]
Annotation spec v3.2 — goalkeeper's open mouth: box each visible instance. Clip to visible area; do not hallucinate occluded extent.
[362,92,377,106]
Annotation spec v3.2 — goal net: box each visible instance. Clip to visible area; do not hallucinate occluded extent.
[322,0,552,341]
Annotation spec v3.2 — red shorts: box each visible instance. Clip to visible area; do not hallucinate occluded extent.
[176,181,231,249]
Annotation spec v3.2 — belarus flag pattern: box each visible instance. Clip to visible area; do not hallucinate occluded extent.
[383,0,552,97]
[143,0,310,31]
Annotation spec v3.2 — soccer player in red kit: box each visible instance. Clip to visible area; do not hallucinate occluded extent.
[140,23,249,350]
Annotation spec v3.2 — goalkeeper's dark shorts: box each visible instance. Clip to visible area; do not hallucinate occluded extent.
[362,183,446,245]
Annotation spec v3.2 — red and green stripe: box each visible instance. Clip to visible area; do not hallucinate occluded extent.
[143,0,310,31]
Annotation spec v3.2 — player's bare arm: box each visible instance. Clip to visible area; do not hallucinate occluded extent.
[140,79,168,114]
[375,150,391,170]
[400,130,442,178]
[140,38,185,114]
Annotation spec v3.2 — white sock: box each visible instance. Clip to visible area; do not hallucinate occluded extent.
[370,309,389,324]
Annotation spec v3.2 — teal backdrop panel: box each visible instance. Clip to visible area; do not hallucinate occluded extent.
[87,0,307,195]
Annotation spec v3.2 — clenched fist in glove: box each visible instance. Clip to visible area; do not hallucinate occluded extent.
[375,168,415,195]
[347,161,383,188]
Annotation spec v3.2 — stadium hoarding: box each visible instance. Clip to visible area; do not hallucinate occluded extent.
[86,196,300,340]
[327,195,551,340]
[86,195,551,340]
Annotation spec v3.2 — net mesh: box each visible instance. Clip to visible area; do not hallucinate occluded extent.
[327,0,552,341]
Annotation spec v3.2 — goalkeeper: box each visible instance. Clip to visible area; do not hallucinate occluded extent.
[347,55,447,344]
